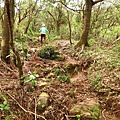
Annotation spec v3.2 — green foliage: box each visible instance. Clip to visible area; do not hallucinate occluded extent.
[4,115,10,120]
[91,77,101,86]
[29,27,35,36]
[105,49,120,68]
[0,100,10,112]
[53,67,61,75]
[57,72,70,83]
[0,92,10,112]
[89,105,100,120]
[74,67,78,73]
[86,25,120,91]
[113,44,120,52]
[89,38,95,46]
[38,46,60,60]
[76,114,81,120]
[25,71,39,86]
[53,67,70,83]
[90,3,120,40]
[0,92,14,120]
[75,14,81,23]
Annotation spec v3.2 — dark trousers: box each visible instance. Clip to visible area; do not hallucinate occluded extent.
[40,34,46,44]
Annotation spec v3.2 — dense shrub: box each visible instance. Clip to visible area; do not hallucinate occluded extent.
[38,46,60,60]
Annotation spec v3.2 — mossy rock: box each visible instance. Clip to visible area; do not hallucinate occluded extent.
[37,92,49,111]
[70,99,100,120]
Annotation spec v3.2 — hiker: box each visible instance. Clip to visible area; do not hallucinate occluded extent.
[39,24,48,44]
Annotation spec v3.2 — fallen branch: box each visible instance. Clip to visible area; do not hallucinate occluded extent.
[7,93,47,120]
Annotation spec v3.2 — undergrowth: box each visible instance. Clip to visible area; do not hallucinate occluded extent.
[38,46,60,60]
[84,38,120,91]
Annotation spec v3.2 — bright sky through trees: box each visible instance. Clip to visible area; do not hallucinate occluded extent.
[0,0,118,9]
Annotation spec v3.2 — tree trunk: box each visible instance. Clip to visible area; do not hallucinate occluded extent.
[75,0,92,49]
[8,0,24,84]
[75,0,104,50]
[1,0,10,63]
[1,0,24,85]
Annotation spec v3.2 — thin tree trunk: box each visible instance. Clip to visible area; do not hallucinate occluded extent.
[24,19,31,34]
[67,10,72,44]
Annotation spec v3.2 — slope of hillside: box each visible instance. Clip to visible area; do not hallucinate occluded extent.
[0,39,120,120]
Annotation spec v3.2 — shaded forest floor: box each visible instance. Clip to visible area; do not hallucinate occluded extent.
[0,39,120,120]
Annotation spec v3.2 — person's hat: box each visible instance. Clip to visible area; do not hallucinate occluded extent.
[42,24,45,27]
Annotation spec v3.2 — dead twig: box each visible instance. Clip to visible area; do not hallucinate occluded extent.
[114,109,120,114]
[67,115,76,118]
[0,71,4,76]
[102,109,107,120]
[65,114,69,120]
[112,38,120,44]
[7,93,47,120]
[34,96,37,120]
